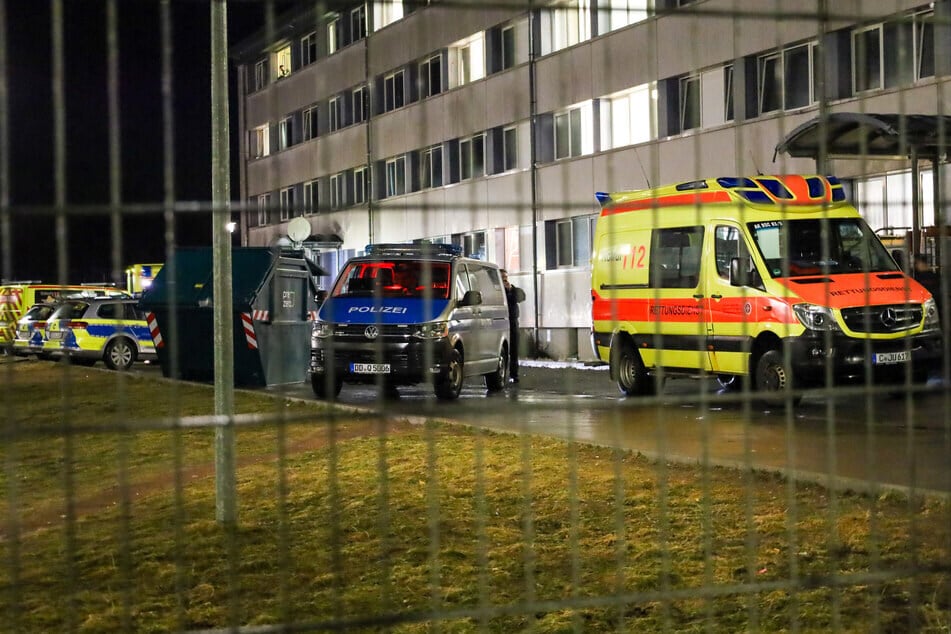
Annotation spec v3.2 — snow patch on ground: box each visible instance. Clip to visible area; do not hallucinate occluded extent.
[521,359,609,371]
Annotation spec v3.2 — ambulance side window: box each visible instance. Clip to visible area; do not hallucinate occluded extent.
[649,226,704,288]
[714,225,750,279]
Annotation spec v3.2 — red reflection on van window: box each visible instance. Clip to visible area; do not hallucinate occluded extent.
[333,261,451,299]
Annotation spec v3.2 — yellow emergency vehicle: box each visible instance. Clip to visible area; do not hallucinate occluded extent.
[0,283,128,353]
[125,263,163,296]
[591,174,943,403]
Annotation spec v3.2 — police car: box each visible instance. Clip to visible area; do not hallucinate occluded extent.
[44,297,156,370]
[12,302,58,358]
[309,243,511,400]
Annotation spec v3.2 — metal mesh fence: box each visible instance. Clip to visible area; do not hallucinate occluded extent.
[1,0,950,631]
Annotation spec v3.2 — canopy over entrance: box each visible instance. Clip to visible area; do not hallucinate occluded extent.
[774,112,950,256]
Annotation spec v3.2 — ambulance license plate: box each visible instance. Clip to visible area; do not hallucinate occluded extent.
[873,351,909,365]
[352,363,390,374]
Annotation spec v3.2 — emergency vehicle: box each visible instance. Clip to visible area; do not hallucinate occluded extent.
[125,263,163,296]
[0,283,128,353]
[591,174,943,404]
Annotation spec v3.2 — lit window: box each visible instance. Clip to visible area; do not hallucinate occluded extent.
[450,34,485,88]
[274,46,291,79]
[301,31,318,66]
[251,125,269,159]
[303,180,319,216]
[385,157,406,197]
[599,0,651,34]
[539,1,591,55]
[374,0,404,29]
[280,187,295,222]
[602,84,655,149]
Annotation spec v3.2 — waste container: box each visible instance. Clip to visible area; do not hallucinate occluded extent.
[139,247,323,387]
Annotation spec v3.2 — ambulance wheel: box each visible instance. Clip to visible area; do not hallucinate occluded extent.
[104,338,136,371]
[484,345,508,392]
[311,374,342,400]
[435,348,464,400]
[613,341,650,396]
[754,349,801,406]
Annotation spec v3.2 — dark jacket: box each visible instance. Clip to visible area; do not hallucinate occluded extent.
[505,285,526,323]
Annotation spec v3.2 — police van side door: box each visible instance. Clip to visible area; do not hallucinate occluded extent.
[450,264,479,372]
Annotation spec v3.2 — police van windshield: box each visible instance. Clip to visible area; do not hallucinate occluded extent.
[332,261,452,299]
[748,218,899,278]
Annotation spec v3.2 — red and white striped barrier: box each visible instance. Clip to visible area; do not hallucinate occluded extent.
[241,312,258,350]
[146,312,164,348]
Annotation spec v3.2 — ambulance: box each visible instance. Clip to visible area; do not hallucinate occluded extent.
[590,174,943,403]
[0,283,128,354]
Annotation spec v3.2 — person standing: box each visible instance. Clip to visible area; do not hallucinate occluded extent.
[500,269,526,383]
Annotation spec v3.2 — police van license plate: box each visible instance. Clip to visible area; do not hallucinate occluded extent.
[873,351,909,365]
[351,363,390,374]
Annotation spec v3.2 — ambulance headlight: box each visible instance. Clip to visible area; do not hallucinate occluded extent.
[923,298,939,328]
[793,304,840,332]
[415,321,448,339]
[312,321,334,341]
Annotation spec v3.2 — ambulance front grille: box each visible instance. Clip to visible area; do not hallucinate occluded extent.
[840,304,922,333]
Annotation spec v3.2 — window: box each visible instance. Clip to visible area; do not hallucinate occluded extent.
[328,16,341,54]
[329,96,342,132]
[254,59,267,91]
[501,25,515,70]
[280,187,295,221]
[251,125,269,159]
[353,167,367,205]
[420,54,443,98]
[303,106,318,141]
[275,45,291,79]
[385,157,406,197]
[450,34,485,88]
[503,126,517,171]
[384,70,405,112]
[279,116,293,150]
[350,5,367,42]
[374,0,404,29]
[454,231,486,259]
[714,225,750,279]
[758,42,815,113]
[352,86,368,123]
[303,180,319,215]
[488,23,517,74]
[301,31,318,66]
[548,216,595,269]
[679,74,700,132]
[460,134,485,180]
[257,194,271,226]
[555,107,583,159]
[599,0,651,34]
[649,226,704,288]
[602,84,655,149]
[853,11,934,94]
[420,145,443,189]
[724,65,734,122]
[495,226,523,273]
[539,1,591,55]
[330,173,346,210]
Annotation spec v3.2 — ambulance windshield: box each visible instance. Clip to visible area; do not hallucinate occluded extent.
[332,260,452,299]
[748,218,899,278]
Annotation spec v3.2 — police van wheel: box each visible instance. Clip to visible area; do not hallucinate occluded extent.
[754,349,801,406]
[484,346,508,392]
[436,348,464,400]
[104,338,136,371]
[311,374,343,400]
[614,341,650,396]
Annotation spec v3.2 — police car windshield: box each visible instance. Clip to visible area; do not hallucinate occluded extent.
[748,218,899,278]
[333,260,451,299]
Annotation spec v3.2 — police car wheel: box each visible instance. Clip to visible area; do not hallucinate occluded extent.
[614,341,649,397]
[754,349,801,406]
[484,346,508,392]
[104,338,136,371]
[311,374,343,400]
[435,348,464,400]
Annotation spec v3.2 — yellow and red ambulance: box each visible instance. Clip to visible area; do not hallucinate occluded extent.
[591,174,942,403]
[0,283,128,354]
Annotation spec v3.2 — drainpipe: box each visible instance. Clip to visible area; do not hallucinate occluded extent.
[528,3,540,352]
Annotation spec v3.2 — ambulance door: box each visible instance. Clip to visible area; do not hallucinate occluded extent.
[646,226,708,371]
[705,224,755,375]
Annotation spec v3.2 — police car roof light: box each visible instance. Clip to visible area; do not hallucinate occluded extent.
[365,243,462,257]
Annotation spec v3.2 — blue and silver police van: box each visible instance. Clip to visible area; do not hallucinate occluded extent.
[308,243,511,400]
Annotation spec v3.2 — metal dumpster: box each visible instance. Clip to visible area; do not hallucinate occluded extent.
[139,247,322,387]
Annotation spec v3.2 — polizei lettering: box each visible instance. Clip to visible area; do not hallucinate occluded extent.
[348,305,408,314]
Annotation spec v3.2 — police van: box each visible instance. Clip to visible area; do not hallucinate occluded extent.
[309,243,510,400]
[591,174,943,403]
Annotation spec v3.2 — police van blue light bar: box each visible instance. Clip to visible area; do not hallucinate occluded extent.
[365,242,463,257]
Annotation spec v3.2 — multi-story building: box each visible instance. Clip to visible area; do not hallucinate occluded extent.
[230,0,951,360]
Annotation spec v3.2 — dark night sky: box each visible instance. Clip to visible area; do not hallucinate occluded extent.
[4,0,290,284]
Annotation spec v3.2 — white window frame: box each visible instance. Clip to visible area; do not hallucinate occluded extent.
[384,70,405,112]
[274,46,291,80]
[420,145,443,189]
[502,126,518,171]
[280,187,294,222]
[853,11,934,95]
[459,134,485,181]
[420,54,442,98]
[252,125,270,159]
[554,106,587,159]
[301,31,318,66]
[303,180,318,216]
[500,25,516,70]
[449,34,485,88]
[599,0,651,34]
[373,0,404,29]
[254,60,267,91]
[329,95,342,131]
[328,16,341,54]
[350,4,367,42]
[554,215,596,268]
[758,42,815,114]
[279,116,292,150]
[330,173,346,210]
[353,167,367,205]
[385,156,407,197]
[257,194,271,226]
[352,86,367,123]
[303,106,318,141]
[601,84,655,150]
[679,74,700,132]
[540,1,591,55]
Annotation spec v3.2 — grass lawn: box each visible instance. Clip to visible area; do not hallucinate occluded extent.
[1,359,949,632]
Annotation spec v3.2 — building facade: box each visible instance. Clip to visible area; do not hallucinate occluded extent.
[231,0,951,360]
